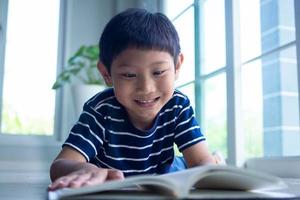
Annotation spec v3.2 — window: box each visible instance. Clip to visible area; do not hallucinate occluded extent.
[239,0,299,159]
[164,0,300,165]
[0,0,60,136]
[200,0,227,156]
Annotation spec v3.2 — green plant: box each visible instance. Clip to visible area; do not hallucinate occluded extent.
[52,45,105,89]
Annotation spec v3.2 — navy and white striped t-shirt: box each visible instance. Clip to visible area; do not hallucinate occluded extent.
[63,88,205,176]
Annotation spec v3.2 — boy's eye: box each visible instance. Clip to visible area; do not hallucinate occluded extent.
[153,70,166,76]
[122,73,136,78]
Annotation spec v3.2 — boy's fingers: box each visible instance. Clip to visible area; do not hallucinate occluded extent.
[48,177,71,191]
[48,168,123,190]
[82,169,109,186]
[48,173,85,190]
[68,172,92,188]
[107,169,124,180]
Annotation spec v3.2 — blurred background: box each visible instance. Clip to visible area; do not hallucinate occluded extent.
[0,0,299,174]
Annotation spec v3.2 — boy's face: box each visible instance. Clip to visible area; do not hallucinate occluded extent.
[98,48,183,130]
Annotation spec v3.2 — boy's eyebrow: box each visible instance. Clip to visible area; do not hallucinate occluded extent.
[150,61,170,65]
[117,61,170,68]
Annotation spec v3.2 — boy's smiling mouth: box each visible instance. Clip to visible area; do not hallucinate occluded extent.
[134,97,160,107]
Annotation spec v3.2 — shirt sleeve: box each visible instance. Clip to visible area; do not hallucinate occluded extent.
[63,103,105,162]
[174,97,206,152]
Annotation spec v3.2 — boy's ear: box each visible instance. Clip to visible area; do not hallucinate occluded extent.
[175,53,184,80]
[97,62,113,86]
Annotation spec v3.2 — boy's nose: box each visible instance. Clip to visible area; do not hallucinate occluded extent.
[137,76,155,93]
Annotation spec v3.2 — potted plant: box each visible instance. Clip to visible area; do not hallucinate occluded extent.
[52,45,106,115]
[52,45,105,89]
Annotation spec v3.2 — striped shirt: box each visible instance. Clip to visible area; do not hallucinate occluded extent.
[63,88,205,176]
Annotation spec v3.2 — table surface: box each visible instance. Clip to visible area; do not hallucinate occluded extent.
[0,171,50,200]
[1,173,300,200]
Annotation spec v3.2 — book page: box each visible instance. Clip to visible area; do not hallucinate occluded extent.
[48,165,288,200]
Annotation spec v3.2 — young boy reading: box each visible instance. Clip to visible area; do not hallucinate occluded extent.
[49,8,217,191]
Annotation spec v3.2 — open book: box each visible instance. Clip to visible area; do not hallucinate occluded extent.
[48,165,287,200]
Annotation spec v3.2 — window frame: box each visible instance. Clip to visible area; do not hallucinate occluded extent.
[224,0,244,166]
[54,0,67,142]
[0,0,8,132]
[295,0,300,121]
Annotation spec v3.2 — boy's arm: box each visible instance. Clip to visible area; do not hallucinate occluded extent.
[49,146,124,191]
[182,142,216,167]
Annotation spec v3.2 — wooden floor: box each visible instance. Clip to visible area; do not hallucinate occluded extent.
[0,172,50,200]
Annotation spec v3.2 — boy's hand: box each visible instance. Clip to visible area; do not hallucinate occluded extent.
[48,168,124,191]
[212,151,226,165]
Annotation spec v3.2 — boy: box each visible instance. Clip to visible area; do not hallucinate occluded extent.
[49,8,216,191]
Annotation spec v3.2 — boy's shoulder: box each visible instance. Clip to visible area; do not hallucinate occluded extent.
[170,89,189,104]
[162,89,190,111]
[173,89,188,100]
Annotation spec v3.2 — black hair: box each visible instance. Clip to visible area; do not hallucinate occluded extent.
[99,8,181,72]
